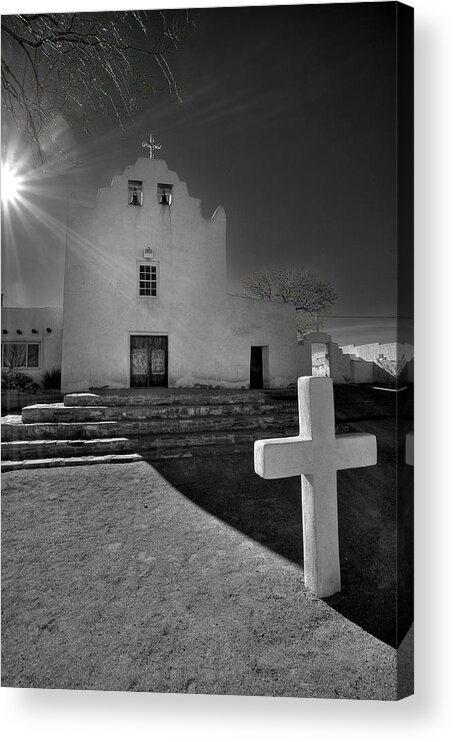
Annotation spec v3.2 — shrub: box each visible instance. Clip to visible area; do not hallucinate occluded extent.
[40,367,62,390]
[1,369,40,393]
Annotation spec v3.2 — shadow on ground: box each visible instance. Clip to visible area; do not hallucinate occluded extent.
[150,385,414,648]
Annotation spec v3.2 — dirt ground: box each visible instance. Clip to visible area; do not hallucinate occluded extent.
[1,386,413,699]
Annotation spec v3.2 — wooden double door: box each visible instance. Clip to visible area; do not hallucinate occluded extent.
[130,335,168,387]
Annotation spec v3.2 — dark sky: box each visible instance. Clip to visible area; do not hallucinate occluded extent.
[2,3,401,343]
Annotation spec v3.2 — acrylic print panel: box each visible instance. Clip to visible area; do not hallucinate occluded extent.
[1,2,413,700]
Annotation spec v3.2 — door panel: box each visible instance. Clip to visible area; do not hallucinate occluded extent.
[149,336,168,386]
[130,336,168,387]
[131,336,149,387]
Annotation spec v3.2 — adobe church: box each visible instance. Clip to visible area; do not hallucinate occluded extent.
[61,149,298,392]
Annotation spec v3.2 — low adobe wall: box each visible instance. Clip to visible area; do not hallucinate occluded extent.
[297,332,399,385]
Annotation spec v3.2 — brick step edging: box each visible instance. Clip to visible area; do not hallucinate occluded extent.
[21,401,297,423]
[2,423,349,461]
[63,391,270,408]
[1,428,303,461]
[2,414,300,441]
[1,443,259,472]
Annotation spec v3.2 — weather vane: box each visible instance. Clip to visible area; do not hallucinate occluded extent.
[142,133,162,159]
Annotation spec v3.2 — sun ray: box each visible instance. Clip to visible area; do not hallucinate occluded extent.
[1,164,24,205]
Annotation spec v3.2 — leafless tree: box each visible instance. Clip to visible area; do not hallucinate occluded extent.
[242,267,337,338]
[2,341,26,369]
[1,10,196,163]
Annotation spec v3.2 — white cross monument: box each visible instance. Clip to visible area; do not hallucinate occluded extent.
[254,376,377,598]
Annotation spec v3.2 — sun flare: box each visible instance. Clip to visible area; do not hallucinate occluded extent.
[1,164,23,205]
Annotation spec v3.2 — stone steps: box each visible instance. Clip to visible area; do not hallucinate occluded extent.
[1,413,299,442]
[63,390,270,407]
[1,426,300,463]
[2,452,147,472]
[20,400,296,424]
[1,387,321,471]
[1,443,258,473]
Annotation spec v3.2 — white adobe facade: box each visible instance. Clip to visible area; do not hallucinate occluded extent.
[61,158,297,392]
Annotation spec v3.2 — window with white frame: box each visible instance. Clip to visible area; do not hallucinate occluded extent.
[138,263,158,297]
[2,342,40,369]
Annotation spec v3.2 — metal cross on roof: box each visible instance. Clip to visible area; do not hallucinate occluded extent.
[142,133,162,159]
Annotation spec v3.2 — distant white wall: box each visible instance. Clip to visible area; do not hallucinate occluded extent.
[298,332,409,384]
[342,341,398,361]
[1,307,63,382]
[342,340,414,383]
[342,341,414,363]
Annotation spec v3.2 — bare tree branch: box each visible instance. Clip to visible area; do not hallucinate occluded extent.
[1,10,197,164]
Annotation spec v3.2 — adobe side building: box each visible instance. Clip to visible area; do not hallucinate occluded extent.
[61,156,297,392]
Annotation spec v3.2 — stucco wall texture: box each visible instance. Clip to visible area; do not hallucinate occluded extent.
[61,159,297,392]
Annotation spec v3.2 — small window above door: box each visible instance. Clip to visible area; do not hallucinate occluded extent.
[138,262,158,297]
